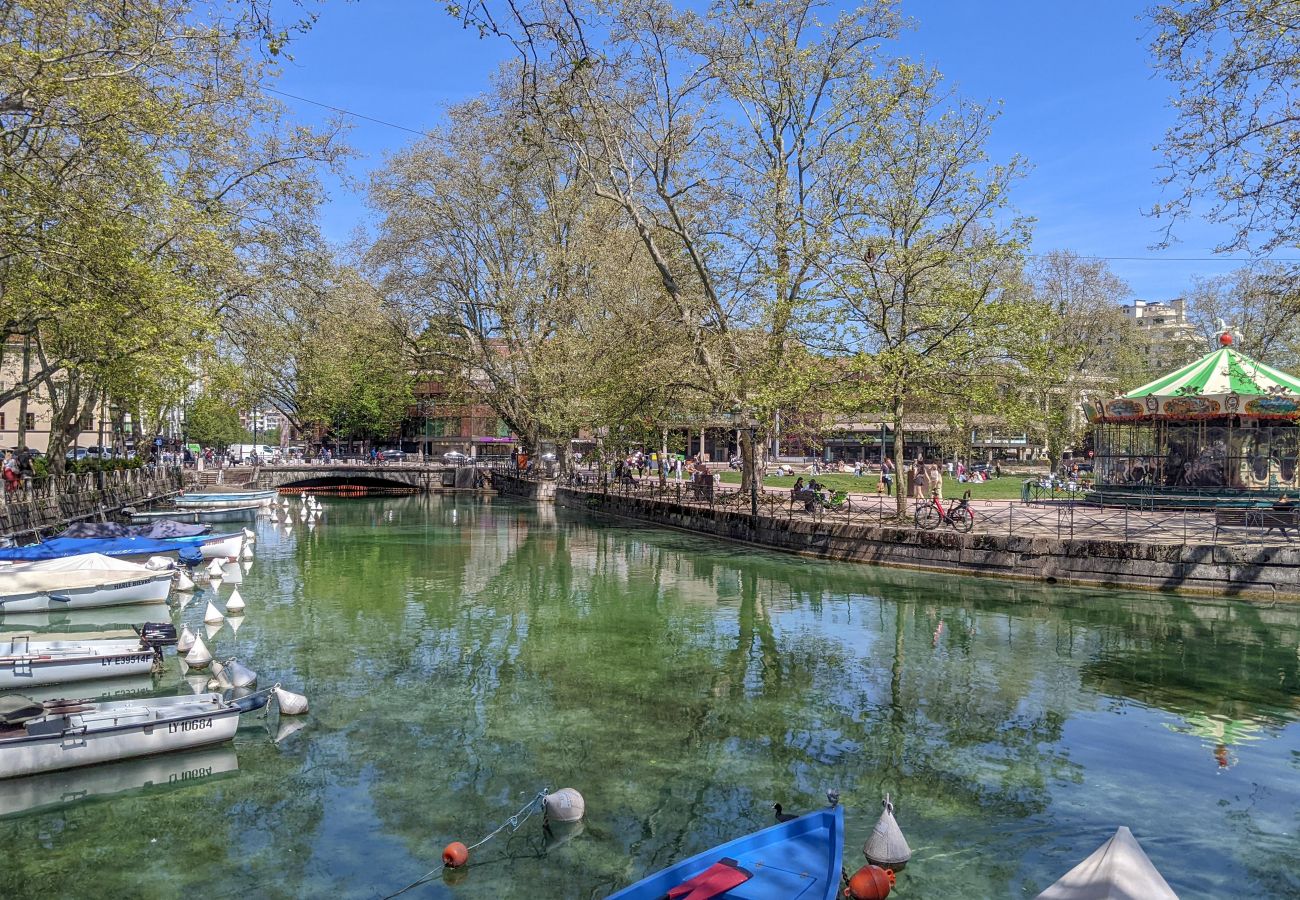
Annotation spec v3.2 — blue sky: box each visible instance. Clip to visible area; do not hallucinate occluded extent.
[268,0,1258,300]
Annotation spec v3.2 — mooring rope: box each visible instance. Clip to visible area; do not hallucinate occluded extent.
[380,789,550,900]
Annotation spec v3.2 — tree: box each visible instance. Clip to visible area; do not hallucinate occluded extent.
[1184,263,1300,369]
[825,64,1030,515]
[1,0,345,465]
[1149,1,1300,253]
[187,393,245,452]
[1012,251,1148,470]
[369,83,685,465]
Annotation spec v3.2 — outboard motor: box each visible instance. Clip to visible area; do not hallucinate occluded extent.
[134,622,178,655]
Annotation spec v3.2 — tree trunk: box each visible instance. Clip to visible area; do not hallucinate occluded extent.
[892,394,907,519]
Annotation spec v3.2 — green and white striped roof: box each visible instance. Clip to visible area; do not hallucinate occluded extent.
[1126,347,1300,398]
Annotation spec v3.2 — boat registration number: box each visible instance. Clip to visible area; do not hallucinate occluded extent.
[169,717,214,733]
[100,655,143,667]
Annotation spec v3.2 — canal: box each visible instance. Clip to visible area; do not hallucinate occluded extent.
[1,495,1297,898]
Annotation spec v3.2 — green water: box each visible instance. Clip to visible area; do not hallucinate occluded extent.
[1,495,1298,899]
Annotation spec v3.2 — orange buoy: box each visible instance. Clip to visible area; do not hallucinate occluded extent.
[442,841,469,868]
[845,864,895,900]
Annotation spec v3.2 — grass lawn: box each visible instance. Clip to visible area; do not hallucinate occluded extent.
[717,470,1028,500]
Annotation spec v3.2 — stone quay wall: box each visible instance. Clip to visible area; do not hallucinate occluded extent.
[549,485,1300,603]
[0,468,184,539]
[490,471,557,502]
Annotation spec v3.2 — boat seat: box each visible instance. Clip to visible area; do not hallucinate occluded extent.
[667,859,753,900]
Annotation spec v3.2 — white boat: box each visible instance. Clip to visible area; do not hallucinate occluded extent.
[0,554,174,613]
[125,505,261,524]
[0,635,157,689]
[0,692,265,779]
[198,533,244,560]
[1036,826,1178,899]
[0,745,239,818]
[174,490,277,510]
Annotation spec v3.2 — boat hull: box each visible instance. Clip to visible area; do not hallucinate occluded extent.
[607,806,845,900]
[126,505,260,524]
[0,694,241,779]
[0,639,155,688]
[198,534,243,560]
[174,491,276,509]
[0,572,173,613]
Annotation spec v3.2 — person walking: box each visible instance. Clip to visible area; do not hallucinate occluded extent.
[927,460,944,501]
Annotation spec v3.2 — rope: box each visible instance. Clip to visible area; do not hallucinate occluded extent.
[379,789,550,900]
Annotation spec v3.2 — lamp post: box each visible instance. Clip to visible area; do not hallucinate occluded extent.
[747,420,759,519]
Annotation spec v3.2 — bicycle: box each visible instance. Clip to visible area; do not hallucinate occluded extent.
[914,489,975,532]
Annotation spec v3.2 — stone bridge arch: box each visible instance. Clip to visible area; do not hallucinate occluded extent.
[252,465,438,493]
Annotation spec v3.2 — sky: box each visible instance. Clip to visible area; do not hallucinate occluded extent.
[266,0,1263,301]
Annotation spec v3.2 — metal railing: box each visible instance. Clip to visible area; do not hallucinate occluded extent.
[538,470,1296,548]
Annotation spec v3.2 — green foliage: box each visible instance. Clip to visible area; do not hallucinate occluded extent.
[186,392,245,450]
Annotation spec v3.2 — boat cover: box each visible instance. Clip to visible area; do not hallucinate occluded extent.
[0,538,203,567]
[1036,827,1178,899]
[667,859,752,900]
[0,696,44,726]
[0,554,163,594]
[59,522,208,539]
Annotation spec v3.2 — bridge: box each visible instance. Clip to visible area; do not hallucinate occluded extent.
[249,463,488,493]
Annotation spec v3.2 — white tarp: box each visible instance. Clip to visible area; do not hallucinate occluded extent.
[1036,827,1178,900]
[0,553,159,594]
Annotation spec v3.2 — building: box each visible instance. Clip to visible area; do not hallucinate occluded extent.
[0,352,114,455]
[402,381,517,460]
[1124,298,1201,368]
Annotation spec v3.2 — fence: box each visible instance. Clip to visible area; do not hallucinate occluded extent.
[0,466,184,538]
[531,470,1295,549]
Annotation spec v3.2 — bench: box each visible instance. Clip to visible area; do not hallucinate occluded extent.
[1213,507,1296,541]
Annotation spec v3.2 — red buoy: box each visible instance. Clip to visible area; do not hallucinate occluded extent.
[1219,332,1233,346]
[442,841,469,868]
[845,864,895,900]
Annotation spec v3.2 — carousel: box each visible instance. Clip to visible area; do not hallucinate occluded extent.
[1089,330,1300,504]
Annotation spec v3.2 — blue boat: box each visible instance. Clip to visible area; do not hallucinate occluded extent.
[0,537,204,567]
[607,805,844,900]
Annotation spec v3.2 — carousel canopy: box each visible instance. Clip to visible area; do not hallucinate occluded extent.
[1098,344,1300,420]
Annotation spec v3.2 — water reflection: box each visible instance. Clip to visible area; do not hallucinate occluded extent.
[0,495,1295,899]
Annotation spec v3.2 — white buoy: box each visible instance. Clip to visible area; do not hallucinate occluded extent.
[206,558,224,578]
[175,570,196,592]
[225,658,257,688]
[543,788,585,823]
[203,600,224,624]
[225,589,245,613]
[242,528,256,541]
[863,795,912,870]
[298,508,307,520]
[184,635,212,668]
[209,660,233,690]
[177,625,196,653]
[270,511,279,523]
[241,544,254,559]
[272,685,309,715]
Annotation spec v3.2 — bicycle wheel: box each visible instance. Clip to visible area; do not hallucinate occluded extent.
[951,504,975,533]
[915,502,941,530]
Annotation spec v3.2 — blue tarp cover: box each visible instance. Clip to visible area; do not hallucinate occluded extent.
[0,537,203,566]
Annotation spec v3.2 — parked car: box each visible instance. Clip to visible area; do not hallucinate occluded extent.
[378,449,406,462]
[443,451,469,464]
[65,448,92,461]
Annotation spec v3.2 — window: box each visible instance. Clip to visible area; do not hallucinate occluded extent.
[0,413,5,430]
[79,414,93,430]
[23,413,33,430]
